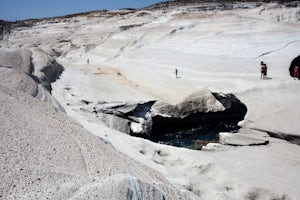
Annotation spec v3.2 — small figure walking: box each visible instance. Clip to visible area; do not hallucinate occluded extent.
[175,68,178,78]
[260,61,267,80]
[87,58,90,64]
[294,65,299,80]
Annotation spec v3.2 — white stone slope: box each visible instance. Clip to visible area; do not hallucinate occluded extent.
[2,1,300,200]
[0,49,189,199]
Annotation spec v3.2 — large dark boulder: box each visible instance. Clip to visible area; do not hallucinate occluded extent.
[289,55,300,77]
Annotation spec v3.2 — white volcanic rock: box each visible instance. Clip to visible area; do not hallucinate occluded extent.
[0,89,188,199]
[1,1,300,200]
[151,89,226,117]
[72,89,246,141]
[151,89,247,118]
[0,69,38,97]
[219,132,269,146]
[0,48,32,73]
[0,48,65,112]
[0,49,189,199]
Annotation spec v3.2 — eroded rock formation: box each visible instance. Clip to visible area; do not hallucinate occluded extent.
[151,91,247,140]
[80,89,247,145]
[0,48,188,199]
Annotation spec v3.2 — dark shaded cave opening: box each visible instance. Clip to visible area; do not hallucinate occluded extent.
[149,92,248,148]
[151,111,244,148]
[92,91,248,149]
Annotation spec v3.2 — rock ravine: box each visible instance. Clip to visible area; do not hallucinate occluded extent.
[1,1,300,199]
[78,89,247,147]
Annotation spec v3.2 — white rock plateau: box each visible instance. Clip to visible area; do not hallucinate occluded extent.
[1,1,300,200]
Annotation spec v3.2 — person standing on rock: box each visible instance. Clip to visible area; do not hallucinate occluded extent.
[294,65,299,80]
[175,68,178,78]
[260,61,267,80]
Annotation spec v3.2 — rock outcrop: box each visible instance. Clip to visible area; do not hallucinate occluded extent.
[151,91,247,140]
[0,48,65,112]
[0,48,189,199]
[31,48,64,92]
[79,101,155,138]
[219,132,269,146]
[144,0,299,11]
[0,48,64,92]
[0,48,33,73]
[79,89,247,144]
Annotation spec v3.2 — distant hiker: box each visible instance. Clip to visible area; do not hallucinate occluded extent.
[260,61,267,79]
[175,68,178,78]
[294,65,299,80]
[87,58,89,64]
